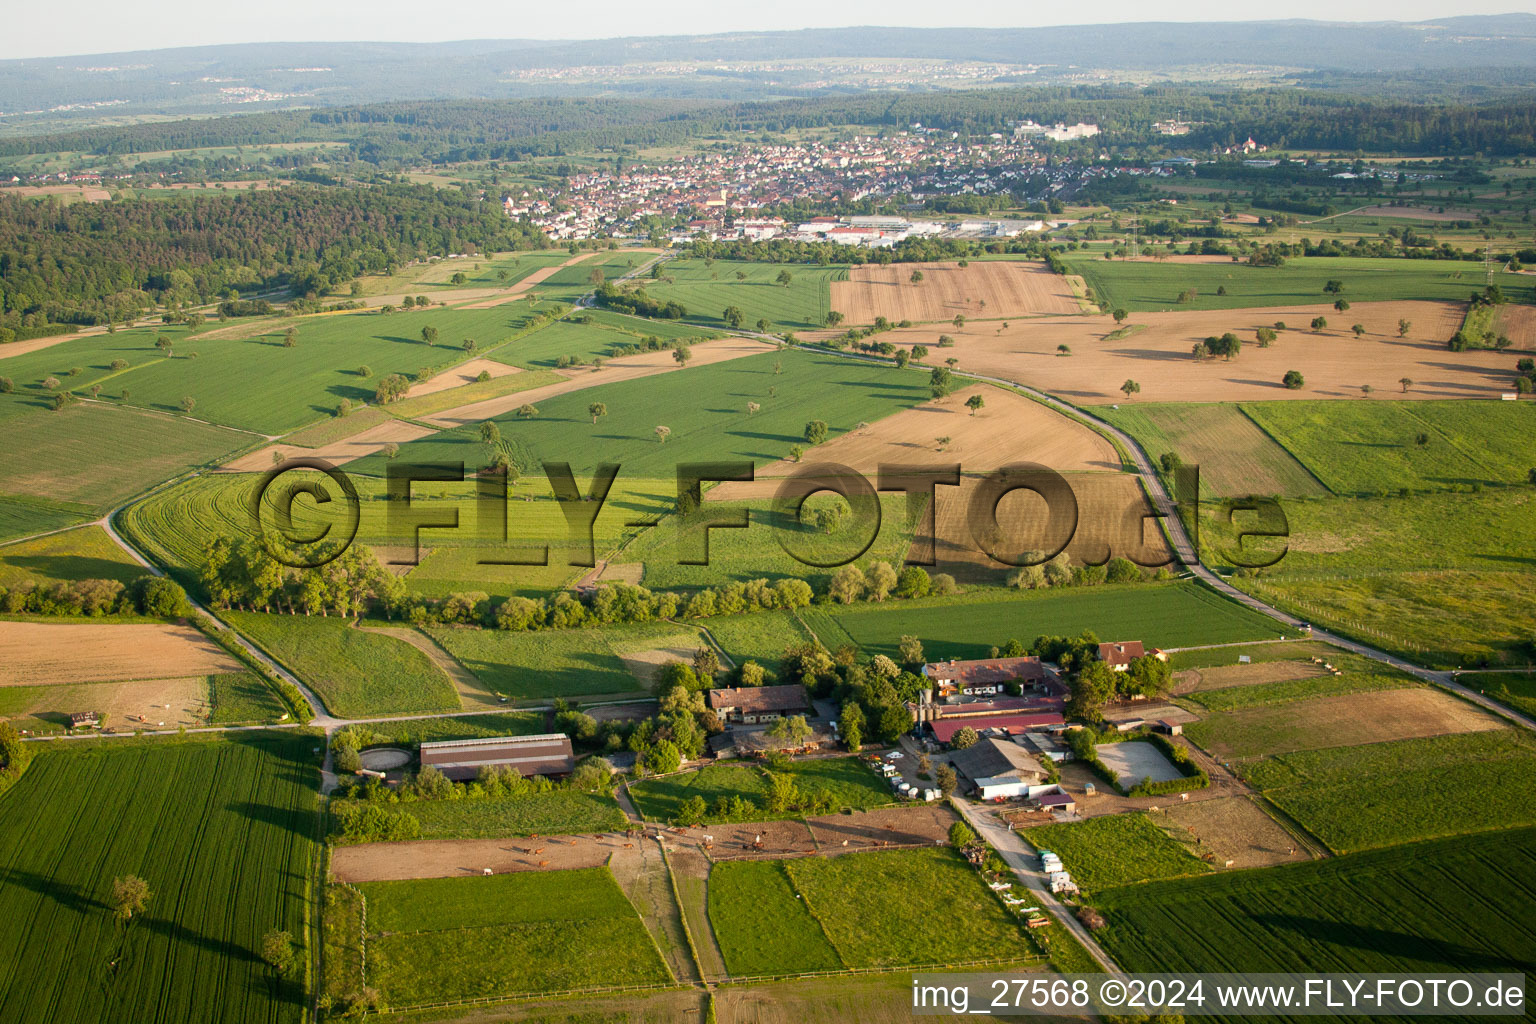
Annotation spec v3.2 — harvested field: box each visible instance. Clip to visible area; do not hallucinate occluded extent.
[329,832,622,882]
[0,621,240,685]
[1187,687,1506,760]
[1098,403,1326,498]
[833,260,1079,323]
[2,184,111,202]
[222,419,435,470]
[805,804,957,852]
[1156,795,1312,869]
[1173,659,1329,695]
[1341,205,1487,222]
[421,336,773,428]
[401,357,521,398]
[617,646,698,689]
[0,674,212,731]
[1493,304,1536,351]
[811,300,1510,403]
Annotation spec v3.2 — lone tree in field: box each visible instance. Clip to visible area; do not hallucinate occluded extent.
[1283,370,1305,390]
[517,403,539,418]
[1112,308,1128,324]
[672,345,692,366]
[722,306,745,329]
[1528,468,1536,488]
[110,875,152,923]
[180,395,196,414]
[952,315,966,329]
[588,402,607,425]
[480,421,501,446]
[357,365,372,378]
[930,366,954,399]
[261,930,296,977]
[1399,377,1414,393]
[1256,327,1277,348]
[1057,344,1071,356]
[1415,432,1430,448]
[1352,324,1366,338]
[804,419,828,446]
[1361,385,1374,397]
[1311,316,1328,332]
[1399,319,1412,337]
[1324,279,1344,294]
[746,401,760,416]
[1121,379,1141,400]
[420,325,438,346]
[756,318,771,333]
[1334,298,1351,313]
[655,425,671,444]
[825,311,844,327]
[776,269,793,288]
[283,327,298,348]
[589,267,605,287]
[966,393,985,415]
[910,270,925,284]
[0,377,12,394]
[382,442,400,460]
[462,338,477,353]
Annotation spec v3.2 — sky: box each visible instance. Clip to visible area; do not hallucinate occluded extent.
[3,1,1531,61]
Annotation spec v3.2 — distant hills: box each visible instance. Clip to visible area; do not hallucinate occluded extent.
[3,15,1536,128]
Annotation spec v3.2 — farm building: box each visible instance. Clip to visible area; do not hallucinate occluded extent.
[707,684,810,725]
[67,711,100,729]
[949,737,1049,799]
[418,734,575,782]
[1097,641,1167,671]
[928,712,1065,745]
[923,656,1047,698]
[1037,790,1077,814]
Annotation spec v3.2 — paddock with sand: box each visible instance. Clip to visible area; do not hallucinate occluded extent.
[0,621,241,686]
[833,260,1080,323]
[0,674,214,731]
[813,300,1513,403]
[329,833,620,882]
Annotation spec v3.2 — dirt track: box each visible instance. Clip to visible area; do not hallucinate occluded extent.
[222,419,435,470]
[833,261,1080,323]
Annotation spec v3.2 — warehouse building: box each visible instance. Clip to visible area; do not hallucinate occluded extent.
[418,733,575,782]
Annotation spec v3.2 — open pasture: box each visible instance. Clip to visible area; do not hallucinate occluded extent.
[0,394,248,511]
[814,582,1291,662]
[643,259,842,330]
[693,611,816,679]
[627,758,891,824]
[1095,826,1536,975]
[0,620,240,685]
[1185,686,1503,760]
[1462,672,1536,720]
[0,496,88,543]
[225,612,461,717]
[820,299,1520,404]
[1023,813,1210,891]
[1241,399,1536,494]
[1069,255,1529,312]
[0,735,317,1024]
[352,869,669,1007]
[707,860,843,976]
[832,259,1079,323]
[1098,403,1326,498]
[0,674,209,732]
[0,524,147,587]
[1237,730,1536,852]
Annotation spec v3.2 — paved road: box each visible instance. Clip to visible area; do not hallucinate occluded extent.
[951,798,1121,974]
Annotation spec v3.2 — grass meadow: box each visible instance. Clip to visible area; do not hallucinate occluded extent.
[1238,730,1536,853]
[706,860,848,976]
[0,734,316,1024]
[0,496,88,543]
[700,610,818,679]
[427,620,701,700]
[1184,663,1417,712]
[1070,255,1527,312]
[225,612,461,717]
[0,524,147,587]
[1095,826,1536,975]
[207,671,289,724]
[354,869,668,1006]
[489,313,724,370]
[1023,814,1211,892]
[332,790,628,840]
[1097,403,1325,498]
[1462,672,1536,719]
[627,758,891,824]
[806,581,1292,662]
[642,259,843,330]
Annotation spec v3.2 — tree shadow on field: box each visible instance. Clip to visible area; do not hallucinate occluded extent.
[0,553,144,583]
[227,800,312,840]
[1254,914,1533,972]
[5,869,109,914]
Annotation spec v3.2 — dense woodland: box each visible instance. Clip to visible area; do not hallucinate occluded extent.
[0,184,547,327]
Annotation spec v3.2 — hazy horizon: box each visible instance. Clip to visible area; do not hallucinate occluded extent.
[5,4,1533,62]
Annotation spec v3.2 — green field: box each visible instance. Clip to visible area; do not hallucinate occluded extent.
[1096,826,1536,975]
[381,366,563,420]
[622,494,917,590]
[627,758,891,823]
[353,869,669,1007]
[0,495,88,543]
[0,394,249,510]
[642,259,843,330]
[490,313,722,370]
[1237,729,1536,853]
[810,582,1292,662]
[1462,672,1536,719]
[1070,255,1526,312]
[0,735,316,1024]
[1097,403,1325,498]
[1241,400,1536,495]
[0,304,550,434]
[0,524,147,587]
[208,671,289,724]
[533,253,648,301]
[337,790,627,840]
[578,308,725,342]
[428,620,700,700]
[1167,640,1336,671]
[348,347,929,481]
[226,612,461,717]
[1023,814,1211,892]
[701,610,818,679]
[1185,663,1416,712]
[706,860,847,976]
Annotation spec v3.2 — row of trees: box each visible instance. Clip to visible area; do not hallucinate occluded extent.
[0,575,190,618]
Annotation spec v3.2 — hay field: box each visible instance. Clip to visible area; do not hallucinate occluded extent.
[1098,403,1326,498]
[222,418,435,470]
[1493,303,1536,350]
[833,260,1079,323]
[821,300,1513,403]
[0,621,240,685]
[1186,687,1506,760]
